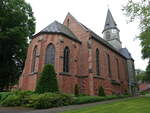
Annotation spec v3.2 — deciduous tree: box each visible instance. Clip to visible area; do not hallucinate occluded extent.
[0,0,35,91]
[123,0,150,82]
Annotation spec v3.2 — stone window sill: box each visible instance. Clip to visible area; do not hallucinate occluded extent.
[111,80,120,85]
[59,72,72,76]
[29,72,38,76]
[93,75,105,79]
[75,75,88,78]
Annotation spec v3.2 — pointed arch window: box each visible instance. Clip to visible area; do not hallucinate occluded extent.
[106,31,110,40]
[96,49,100,75]
[116,58,120,80]
[31,46,37,72]
[107,54,111,76]
[63,47,70,72]
[45,44,55,66]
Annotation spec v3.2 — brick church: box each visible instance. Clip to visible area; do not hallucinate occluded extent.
[19,9,137,95]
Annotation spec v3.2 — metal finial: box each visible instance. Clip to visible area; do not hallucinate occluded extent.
[106,0,110,8]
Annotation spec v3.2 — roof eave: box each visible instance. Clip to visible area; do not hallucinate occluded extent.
[102,27,120,33]
[32,32,82,44]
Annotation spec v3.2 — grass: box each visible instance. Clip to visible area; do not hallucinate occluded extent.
[62,97,150,113]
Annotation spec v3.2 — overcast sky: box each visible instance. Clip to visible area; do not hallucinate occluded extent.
[25,0,148,70]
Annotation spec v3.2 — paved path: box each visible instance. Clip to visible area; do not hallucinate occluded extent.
[0,97,137,113]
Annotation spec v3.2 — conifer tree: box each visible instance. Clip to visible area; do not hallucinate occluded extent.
[98,86,106,96]
[35,64,59,93]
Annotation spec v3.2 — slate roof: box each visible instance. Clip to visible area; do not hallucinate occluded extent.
[103,9,119,33]
[119,48,133,60]
[32,21,81,43]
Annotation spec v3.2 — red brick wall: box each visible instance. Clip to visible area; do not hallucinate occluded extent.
[19,13,129,96]
[63,14,90,76]
[19,33,81,94]
[63,14,95,95]
[91,39,128,95]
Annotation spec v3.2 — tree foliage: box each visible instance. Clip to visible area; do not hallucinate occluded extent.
[123,0,150,82]
[35,64,59,94]
[135,69,146,83]
[0,0,35,91]
[123,0,150,31]
[123,0,150,59]
[145,64,150,82]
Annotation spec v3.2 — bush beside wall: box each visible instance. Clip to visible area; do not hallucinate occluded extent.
[0,91,130,109]
[74,84,79,97]
[98,86,106,96]
[35,64,59,94]
[27,93,74,109]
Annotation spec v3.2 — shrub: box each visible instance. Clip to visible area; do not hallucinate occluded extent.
[98,86,106,96]
[78,93,88,97]
[35,64,59,94]
[74,84,79,97]
[1,95,22,106]
[73,96,106,104]
[27,93,53,109]
[27,93,74,109]
[0,92,12,102]
[0,91,35,106]
[14,90,34,96]
[105,95,118,100]
[0,91,130,109]
[73,94,130,105]
[140,91,150,95]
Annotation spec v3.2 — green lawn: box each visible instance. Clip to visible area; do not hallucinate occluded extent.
[62,97,150,113]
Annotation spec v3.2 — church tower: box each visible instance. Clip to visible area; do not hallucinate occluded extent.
[102,9,122,49]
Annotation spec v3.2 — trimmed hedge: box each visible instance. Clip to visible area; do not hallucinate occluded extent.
[73,96,106,104]
[73,95,130,104]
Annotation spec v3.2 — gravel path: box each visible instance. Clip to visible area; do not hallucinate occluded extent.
[0,97,136,113]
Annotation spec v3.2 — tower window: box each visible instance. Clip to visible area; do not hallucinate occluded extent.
[63,47,70,72]
[106,31,110,40]
[112,29,117,33]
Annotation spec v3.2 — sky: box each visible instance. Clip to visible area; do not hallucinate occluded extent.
[25,0,148,70]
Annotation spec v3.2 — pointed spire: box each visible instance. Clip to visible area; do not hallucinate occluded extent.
[102,9,119,33]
